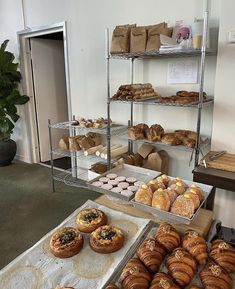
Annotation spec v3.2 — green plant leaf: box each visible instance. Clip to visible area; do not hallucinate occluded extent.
[0,40,9,51]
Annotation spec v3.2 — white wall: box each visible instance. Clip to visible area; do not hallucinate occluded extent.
[211,0,235,228]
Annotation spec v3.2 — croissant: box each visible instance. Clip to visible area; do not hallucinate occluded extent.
[200,260,232,289]
[120,258,152,289]
[189,286,203,289]
[209,239,235,273]
[136,239,167,273]
[135,184,153,206]
[149,272,181,289]
[166,248,197,287]
[105,285,119,289]
[182,230,208,264]
[155,223,180,252]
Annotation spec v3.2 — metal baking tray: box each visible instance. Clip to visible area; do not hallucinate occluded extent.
[131,176,213,225]
[105,225,231,289]
[87,164,161,201]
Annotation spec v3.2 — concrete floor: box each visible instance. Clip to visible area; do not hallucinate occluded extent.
[0,161,100,269]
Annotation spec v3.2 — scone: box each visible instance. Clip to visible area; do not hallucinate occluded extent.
[152,188,171,211]
[50,227,83,258]
[170,195,195,218]
[76,208,107,233]
[135,184,153,206]
[89,225,124,253]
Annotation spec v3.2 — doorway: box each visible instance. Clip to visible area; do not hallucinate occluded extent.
[18,22,72,169]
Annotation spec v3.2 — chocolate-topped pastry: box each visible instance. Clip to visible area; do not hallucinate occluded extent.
[76,208,107,233]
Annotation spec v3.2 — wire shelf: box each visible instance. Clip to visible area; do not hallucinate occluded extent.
[49,121,127,136]
[111,96,214,107]
[120,134,211,152]
[109,49,217,60]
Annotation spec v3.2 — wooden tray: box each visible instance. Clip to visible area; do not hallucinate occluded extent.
[201,152,235,173]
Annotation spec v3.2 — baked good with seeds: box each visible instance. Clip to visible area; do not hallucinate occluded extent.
[50,227,83,258]
[209,239,235,273]
[149,272,181,289]
[166,247,197,287]
[182,230,208,264]
[76,208,107,233]
[137,239,167,273]
[155,223,180,252]
[89,225,124,253]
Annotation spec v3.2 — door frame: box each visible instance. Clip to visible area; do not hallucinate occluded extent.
[18,22,72,163]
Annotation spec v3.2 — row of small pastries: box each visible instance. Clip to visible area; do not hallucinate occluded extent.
[135,175,205,218]
[50,208,125,258]
[106,223,235,289]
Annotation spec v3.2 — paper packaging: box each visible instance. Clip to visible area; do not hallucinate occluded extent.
[137,143,155,159]
[146,22,168,52]
[143,152,162,172]
[130,27,147,53]
[110,24,136,54]
[0,200,151,289]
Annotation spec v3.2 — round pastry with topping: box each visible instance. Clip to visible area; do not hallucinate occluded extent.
[99,177,110,183]
[76,208,107,233]
[106,173,118,180]
[50,227,83,258]
[89,225,125,253]
[126,177,137,184]
[115,176,126,182]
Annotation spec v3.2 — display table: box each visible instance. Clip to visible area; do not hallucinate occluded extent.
[95,195,214,237]
[193,165,235,210]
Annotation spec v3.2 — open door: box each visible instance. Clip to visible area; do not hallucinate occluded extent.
[30,38,69,162]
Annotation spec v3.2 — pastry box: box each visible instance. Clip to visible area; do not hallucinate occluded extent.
[0,200,152,289]
[87,164,161,201]
[131,176,213,225]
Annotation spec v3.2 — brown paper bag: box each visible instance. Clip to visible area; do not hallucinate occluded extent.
[110,24,136,54]
[130,27,147,53]
[143,152,162,171]
[146,22,168,52]
[158,150,169,174]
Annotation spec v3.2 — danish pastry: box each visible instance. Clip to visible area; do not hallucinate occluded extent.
[200,260,232,289]
[149,272,181,289]
[182,230,208,264]
[89,225,124,253]
[155,223,180,252]
[135,184,153,206]
[50,227,83,258]
[152,188,171,211]
[120,258,152,289]
[166,248,197,287]
[209,239,235,273]
[76,208,107,233]
[136,239,167,273]
[170,195,195,218]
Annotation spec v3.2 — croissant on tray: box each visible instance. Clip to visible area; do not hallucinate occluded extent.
[120,258,152,289]
[200,260,233,289]
[149,272,181,289]
[136,238,167,273]
[166,247,197,287]
[155,223,181,253]
[182,230,208,264]
[105,285,119,289]
[209,239,235,273]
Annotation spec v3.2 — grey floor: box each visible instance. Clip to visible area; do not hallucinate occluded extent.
[0,161,100,269]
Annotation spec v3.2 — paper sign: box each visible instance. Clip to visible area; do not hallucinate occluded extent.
[167,60,199,84]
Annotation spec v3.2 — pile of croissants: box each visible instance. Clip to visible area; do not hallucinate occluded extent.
[105,223,235,289]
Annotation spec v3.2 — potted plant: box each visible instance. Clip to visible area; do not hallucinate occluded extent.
[0,40,29,166]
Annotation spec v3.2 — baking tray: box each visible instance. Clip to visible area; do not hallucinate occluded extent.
[111,96,158,102]
[106,225,235,289]
[87,164,161,201]
[0,200,152,289]
[131,176,213,225]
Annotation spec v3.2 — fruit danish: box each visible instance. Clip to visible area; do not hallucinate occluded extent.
[166,248,197,287]
[149,272,181,289]
[182,230,208,264]
[120,258,152,289]
[76,208,107,233]
[209,239,235,273]
[155,223,180,252]
[200,260,232,289]
[89,225,124,253]
[50,227,83,258]
[136,239,167,273]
